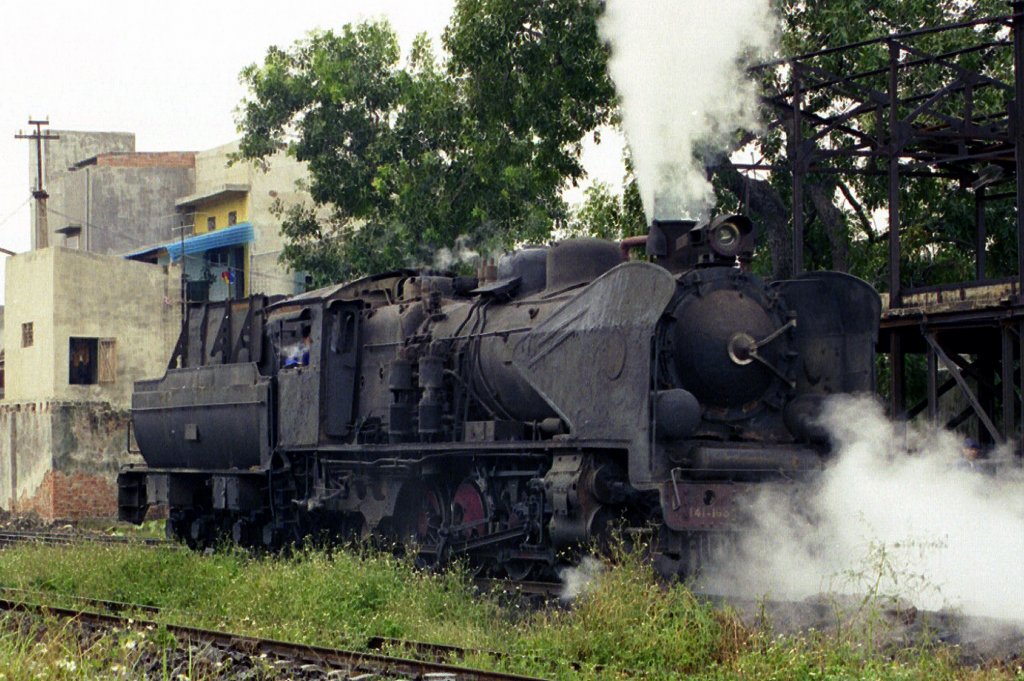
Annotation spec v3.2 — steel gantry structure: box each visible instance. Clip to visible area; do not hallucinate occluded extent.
[747,5,1024,453]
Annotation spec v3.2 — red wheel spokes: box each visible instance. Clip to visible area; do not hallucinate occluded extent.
[451,480,487,539]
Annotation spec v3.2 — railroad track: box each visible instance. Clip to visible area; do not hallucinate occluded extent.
[0,528,169,548]
[474,578,563,599]
[0,587,162,616]
[0,592,550,680]
[3,585,595,673]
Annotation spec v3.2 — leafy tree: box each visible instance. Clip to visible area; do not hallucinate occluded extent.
[445,0,616,184]
[238,23,469,284]
[240,0,1012,291]
[237,1,616,286]
[565,156,645,240]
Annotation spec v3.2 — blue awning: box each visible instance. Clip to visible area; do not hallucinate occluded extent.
[124,222,254,262]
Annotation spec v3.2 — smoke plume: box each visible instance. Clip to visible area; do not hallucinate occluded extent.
[431,235,480,271]
[701,395,1024,621]
[559,556,605,601]
[598,0,776,222]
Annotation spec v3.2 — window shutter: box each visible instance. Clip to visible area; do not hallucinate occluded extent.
[98,339,117,384]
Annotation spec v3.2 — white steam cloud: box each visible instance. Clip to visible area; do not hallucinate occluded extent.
[702,395,1024,621]
[559,556,605,601]
[599,0,776,222]
[432,235,480,271]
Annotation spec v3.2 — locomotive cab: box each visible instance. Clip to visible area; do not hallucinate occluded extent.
[271,306,323,449]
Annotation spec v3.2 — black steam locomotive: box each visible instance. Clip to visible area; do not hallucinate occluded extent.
[118,215,880,577]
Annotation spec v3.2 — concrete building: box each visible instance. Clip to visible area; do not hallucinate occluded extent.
[32,131,195,254]
[3,129,311,521]
[32,131,306,301]
[126,140,307,301]
[0,249,180,519]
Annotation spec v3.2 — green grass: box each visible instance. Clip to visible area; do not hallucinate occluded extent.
[0,610,262,680]
[81,518,168,540]
[0,542,1017,680]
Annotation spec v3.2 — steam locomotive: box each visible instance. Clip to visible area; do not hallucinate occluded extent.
[118,215,880,577]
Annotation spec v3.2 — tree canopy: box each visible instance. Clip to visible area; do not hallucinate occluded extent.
[237,0,615,286]
[238,0,1017,291]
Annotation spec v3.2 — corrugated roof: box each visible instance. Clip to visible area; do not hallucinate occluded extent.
[123,222,254,261]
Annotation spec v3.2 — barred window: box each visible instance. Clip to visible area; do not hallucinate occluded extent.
[21,322,33,348]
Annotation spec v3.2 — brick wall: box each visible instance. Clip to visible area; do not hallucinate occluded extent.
[0,401,138,522]
[14,469,54,519]
[94,152,195,168]
[14,470,119,520]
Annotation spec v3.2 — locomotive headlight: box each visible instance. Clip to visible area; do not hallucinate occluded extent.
[710,223,741,256]
[707,214,754,259]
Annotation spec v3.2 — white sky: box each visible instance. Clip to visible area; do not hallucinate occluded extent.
[0,0,626,304]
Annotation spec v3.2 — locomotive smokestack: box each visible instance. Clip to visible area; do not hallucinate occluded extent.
[646,217,697,272]
[646,197,696,260]
[646,218,693,258]
[646,214,756,272]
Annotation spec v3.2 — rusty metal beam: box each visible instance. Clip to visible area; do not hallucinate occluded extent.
[1002,322,1016,441]
[924,332,1002,441]
[927,339,939,423]
[888,39,903,306]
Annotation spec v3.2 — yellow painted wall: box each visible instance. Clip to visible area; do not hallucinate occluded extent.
[191,195,249,235]
[188,194,251,295]
[194,141,313,297]
[4,250,56,401]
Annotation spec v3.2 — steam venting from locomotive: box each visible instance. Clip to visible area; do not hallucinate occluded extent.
[599,0,776,222]
[702,395,1024,621]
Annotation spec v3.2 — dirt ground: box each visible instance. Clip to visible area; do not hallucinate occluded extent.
[724,594,1024,667]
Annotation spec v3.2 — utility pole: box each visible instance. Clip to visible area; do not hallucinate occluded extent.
[15,118,59,249]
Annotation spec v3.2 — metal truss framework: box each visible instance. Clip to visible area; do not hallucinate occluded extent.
[746,5,1024,452]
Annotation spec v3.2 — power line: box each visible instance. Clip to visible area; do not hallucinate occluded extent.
[0,196,31,231]
[14,119,59,249]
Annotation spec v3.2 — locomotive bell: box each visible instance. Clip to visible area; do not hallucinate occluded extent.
[655,389,701,440]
